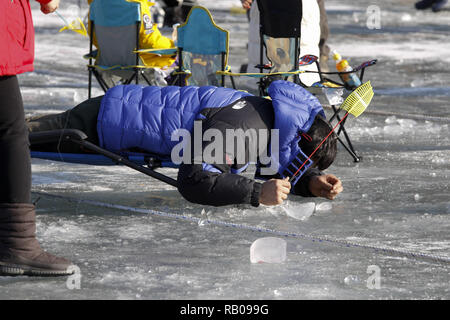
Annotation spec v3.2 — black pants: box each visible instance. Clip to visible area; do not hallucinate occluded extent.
[162,0,197,7]
[0,76,31,204]
[162,0,197,25]
[27,96,103,154]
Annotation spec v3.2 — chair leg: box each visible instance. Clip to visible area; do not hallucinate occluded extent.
[92,69,110,93]
[336,136,361,162]
[329,104,361,162]
[88,68,93,99]
[141,71,152,85]
[230,76,236,89]
[124,73,136,85]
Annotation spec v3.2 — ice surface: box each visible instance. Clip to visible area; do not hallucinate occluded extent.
[1,0,448,300]
[250,238,287,264]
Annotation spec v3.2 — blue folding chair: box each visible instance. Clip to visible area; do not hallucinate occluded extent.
[171,6,235,88]
[87,0,177,98]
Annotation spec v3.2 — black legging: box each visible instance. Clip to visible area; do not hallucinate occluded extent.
[162,0,197,22]
[162,0,197,7]
[0,75,31,204]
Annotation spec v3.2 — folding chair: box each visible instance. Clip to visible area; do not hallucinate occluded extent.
[220,0,377,162]
[171,6,236,88]
[86,0,177,98]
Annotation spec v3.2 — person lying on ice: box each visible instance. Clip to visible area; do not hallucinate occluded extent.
[27,80,343,207]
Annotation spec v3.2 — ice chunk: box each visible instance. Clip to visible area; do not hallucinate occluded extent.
[282,201,315,221]
[250,237,287,264]
[315,202,332,211]
[397,118,416,128]
[401,14,412,22]
[344,275,360,285]
[383,124,403,135]
[414,194,420,202]
[385,116,397,124]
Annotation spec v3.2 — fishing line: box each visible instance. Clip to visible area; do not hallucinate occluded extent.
[32,191,450,265]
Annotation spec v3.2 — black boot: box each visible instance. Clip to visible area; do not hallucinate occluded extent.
[415,0,437,9]
[163,6,184,27]
[181,3,194,21]
[0,203,75,276]
[432,0,448,11]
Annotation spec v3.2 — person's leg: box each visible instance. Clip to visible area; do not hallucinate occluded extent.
[180,0,197,21]
[162,0,198,26]
[162,0,183,27]
[415,0,440,9]
[0,75,73,276]
[432,0,448,12]
[162,0,179,6]
[27,96,103,152]
[299,0,321,86]
[243,3,265,94]
[0,76,31,204]
[317,0,330,72]
[63,96,102,146]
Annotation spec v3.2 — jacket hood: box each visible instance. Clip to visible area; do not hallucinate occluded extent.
[268,80,325,178]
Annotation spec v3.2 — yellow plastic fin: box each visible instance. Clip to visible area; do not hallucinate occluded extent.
[59,18,88,37]
[340,81,374,117]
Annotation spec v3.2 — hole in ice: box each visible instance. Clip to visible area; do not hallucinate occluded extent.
[281,201,315,221]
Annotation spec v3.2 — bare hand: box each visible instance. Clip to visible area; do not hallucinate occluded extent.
[259,178,291,206]
[241,0,253,10]
[309,174,343,200]
[40,0,60,14]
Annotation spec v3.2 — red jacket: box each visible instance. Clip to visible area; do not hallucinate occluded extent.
[0,0,51,76]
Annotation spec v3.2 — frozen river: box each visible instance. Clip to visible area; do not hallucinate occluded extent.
[1,0,449,299]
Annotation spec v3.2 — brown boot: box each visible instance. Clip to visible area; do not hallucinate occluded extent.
[0,203,75,276]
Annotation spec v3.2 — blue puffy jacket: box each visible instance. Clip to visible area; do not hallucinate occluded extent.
[97,84,251,155]
[97,81,324,175]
